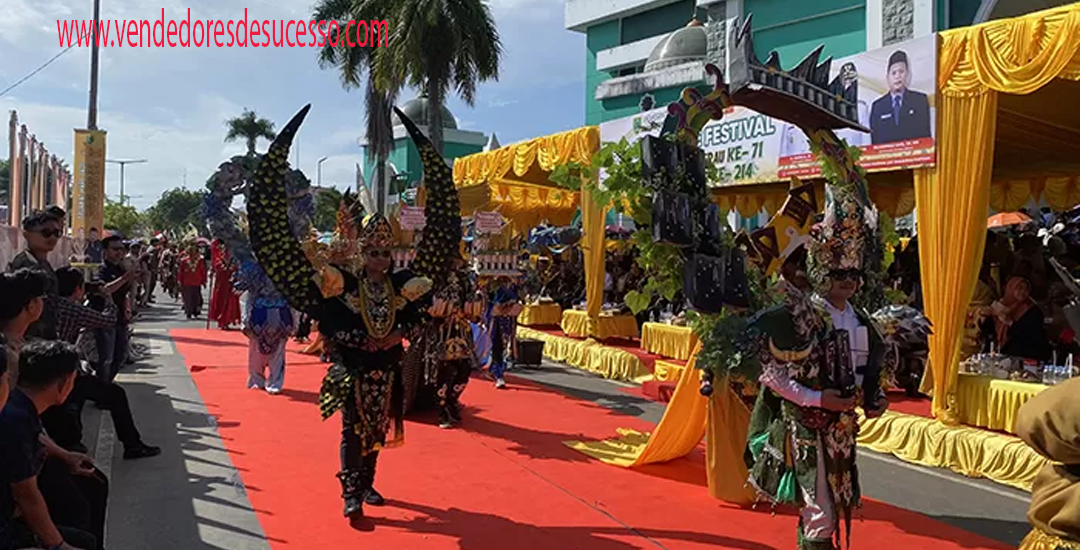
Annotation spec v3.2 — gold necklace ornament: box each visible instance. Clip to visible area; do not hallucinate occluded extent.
[357,275,395,339]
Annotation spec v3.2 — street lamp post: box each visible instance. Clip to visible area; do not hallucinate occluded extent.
[317,156,328,187]
[106,159,147,206]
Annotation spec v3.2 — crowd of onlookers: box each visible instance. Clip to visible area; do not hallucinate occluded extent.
[1,206,162,550]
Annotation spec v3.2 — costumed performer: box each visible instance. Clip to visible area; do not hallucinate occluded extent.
[744,153,889,550]
[245,105,432,521]
[418,253,479,428]
[1015,376,1080,550]
[203,152,314,395]
[177,240,207,319]
[209,238,242,330]
[488,277,522,389]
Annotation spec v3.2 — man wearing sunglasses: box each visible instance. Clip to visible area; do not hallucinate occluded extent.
[7,210,64,340]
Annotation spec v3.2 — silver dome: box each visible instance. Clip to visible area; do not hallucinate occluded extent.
[644,19,707,73]
[392,95,458,130]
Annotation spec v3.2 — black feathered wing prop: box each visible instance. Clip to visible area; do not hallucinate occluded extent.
[247,104,324,317]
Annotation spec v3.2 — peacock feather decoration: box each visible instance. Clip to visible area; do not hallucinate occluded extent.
[393,107,461,288]
[246,104,324,316]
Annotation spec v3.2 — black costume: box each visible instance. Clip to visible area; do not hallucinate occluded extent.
[245,105,433,520]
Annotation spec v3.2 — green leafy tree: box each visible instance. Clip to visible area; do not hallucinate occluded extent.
[313,0,399,213]
[224,109,277,155]
[146,187,205,235]
[103,199,144,237]
[312,186,343,232]
[380,0,502,155]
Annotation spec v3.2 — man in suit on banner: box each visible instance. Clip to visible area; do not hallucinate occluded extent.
[870,50,932,145]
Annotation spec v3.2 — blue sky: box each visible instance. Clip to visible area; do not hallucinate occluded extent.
[1,0,585,210]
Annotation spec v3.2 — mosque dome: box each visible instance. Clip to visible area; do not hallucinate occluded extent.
[644,19,708,73]
[393,94,458,130]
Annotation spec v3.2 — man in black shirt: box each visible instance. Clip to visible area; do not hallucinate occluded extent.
[7,210,62,340]
[94,236,134,383]
[0,341,98,550]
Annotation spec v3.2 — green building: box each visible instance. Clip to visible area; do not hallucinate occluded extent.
[359,95,492,209]
[566,0,1068,127]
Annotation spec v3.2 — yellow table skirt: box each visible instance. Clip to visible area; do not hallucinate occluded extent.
[640,323,698,361]
[516,326,652,383]
[517,303,563,326]
[858,410,1050,491]
[561,309,640,340]
[955,374,1047,435]
[653,360,687,382]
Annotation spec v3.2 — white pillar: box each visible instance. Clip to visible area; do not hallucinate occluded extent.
[913,0,936,37]
[867,0,884,50]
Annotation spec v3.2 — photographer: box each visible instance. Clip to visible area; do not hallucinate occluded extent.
[95,236,138,383]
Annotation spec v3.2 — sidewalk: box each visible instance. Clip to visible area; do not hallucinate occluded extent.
[82,301,270,550]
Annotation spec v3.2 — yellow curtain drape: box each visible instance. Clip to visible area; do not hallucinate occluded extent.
[565,345,708,466]
[915,92,998,423]
[582,185,606,333]
[920,3,1080,421]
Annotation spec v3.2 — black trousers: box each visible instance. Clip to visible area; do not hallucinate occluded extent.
[3,520,98,550]
[41,374,144,452]
[37,458,109,549]
[339,397,381,497]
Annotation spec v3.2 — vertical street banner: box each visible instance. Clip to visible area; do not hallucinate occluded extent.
[72,129,107,238]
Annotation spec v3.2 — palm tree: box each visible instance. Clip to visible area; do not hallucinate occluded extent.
[224,109,277,155]
[380,0,502,155]
[313,0,400,214]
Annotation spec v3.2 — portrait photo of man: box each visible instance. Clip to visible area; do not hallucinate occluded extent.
[870,50,932,144]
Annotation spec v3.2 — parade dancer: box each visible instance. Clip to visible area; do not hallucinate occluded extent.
[203,146,314,395]
[425,254,479,428]
[488,279,521,389]
[245,105,432,521]
[744,131,889,550]
[209,238,242,329]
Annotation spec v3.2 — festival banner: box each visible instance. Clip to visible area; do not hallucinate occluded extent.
[777,34,937,178]
[72,130,107,238]
[598,34,938,187]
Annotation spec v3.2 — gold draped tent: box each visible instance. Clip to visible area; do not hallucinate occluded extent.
[452,126,607,323]
[916,2,1080,423]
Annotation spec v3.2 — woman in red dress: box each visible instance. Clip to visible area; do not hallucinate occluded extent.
[178,241,209,319]
[209,238,242,329]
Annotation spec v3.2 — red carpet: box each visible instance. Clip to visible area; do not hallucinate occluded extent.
[175,328,1011,550]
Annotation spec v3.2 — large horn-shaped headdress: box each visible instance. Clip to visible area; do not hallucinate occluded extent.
[393,106,461,286]
[248,104,323,315]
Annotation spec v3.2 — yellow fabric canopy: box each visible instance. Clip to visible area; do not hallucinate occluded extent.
[917,2,1080,423]
[452,126,607,326]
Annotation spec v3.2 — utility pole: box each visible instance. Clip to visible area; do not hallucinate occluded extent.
[106,158,147,206]
[87,0,101,130]
[317,156,328,187]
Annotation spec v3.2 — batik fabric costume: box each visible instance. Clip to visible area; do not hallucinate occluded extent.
[209,239,242,329]
[744,154,887,550]
[203,153,313,394]
[415,264,479,426]
[1015,377,1080,550]
[488,281,521,387]
[245,105,432,520]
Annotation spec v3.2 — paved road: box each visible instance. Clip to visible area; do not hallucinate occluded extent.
[86,296,1031,549]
